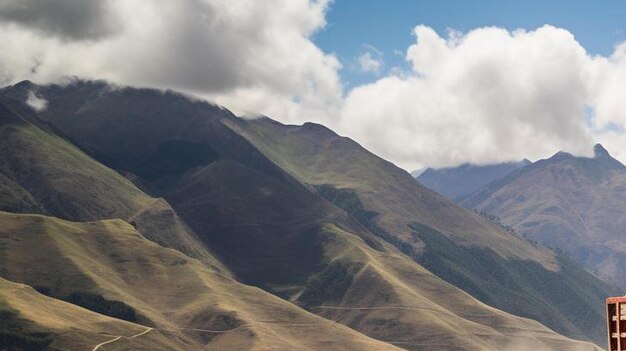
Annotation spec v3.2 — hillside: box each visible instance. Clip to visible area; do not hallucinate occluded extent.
[224,116,615,343]
[0,80,613,348]
[0,211,405,351]
[0,209,604,350]
[417,160,531,200]
[462,144,626,288]
[0,100,227,273]
[0,276,185,351]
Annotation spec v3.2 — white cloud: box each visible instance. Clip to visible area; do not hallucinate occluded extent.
[336,25,626,169]
[25,90,47,112]
[358,52,381,73]
[356,45,384,74]
[0,0,342,125]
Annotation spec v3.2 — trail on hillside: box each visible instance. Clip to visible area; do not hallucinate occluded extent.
[91,328,153,351]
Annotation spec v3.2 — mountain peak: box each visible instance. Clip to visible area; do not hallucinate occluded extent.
[548,150,574,162]
[594,143,610,158]
[14,80,34,87]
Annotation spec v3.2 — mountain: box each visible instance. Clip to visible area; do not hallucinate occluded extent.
[0,80,611,349]
[0,276,174,351]
[409,167,426,178]
[462,144,626,289]
[0,211,403,351]
[417,160,531,200]
[223,116,614,344]
[0,99,227,272]
[0,98,403,351]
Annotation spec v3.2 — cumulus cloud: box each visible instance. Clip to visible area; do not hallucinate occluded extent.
[0,0,342,124]
[336,25,626,169]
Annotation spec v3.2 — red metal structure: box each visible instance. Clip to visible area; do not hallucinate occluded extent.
[607,295,626,350]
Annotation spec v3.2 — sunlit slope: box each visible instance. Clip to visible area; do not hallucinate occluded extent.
[0,211,602,351]
[225,117,614,344]
[0,102,226,273]
[0,211,405,351]
[0,277,187,351]
[298,223,603,351]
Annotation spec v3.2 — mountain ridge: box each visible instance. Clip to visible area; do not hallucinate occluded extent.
[417,159,532,200]
[0,79,613,349]
[461,143,626,289]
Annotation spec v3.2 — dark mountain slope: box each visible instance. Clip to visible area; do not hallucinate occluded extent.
[0,101,228,274]
[418,160,531,200]
[462,144,626,288]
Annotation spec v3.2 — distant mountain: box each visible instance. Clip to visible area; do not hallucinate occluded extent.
[417,160,531,200]
[462,144,626,288]
[0,80,612,349]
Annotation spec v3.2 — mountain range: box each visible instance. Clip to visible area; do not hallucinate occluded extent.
[417,160,531,200]
[459,144,626,290]
[0,79,613,350]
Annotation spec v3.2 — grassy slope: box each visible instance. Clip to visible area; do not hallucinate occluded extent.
[0,103,151,221]
[152,154,601,350]
[0,211,602,351]
[225,118,555,265]
[224,117,614,344]
[0,276,187,351]
[0,211,404,351]
[301,223,605,351]
[0,102,227,273]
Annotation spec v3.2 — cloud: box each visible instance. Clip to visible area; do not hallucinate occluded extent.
[0,0,120,40]
[25,91,48,112]
[2,2,626,170]
[357,45,384,73]
[0,0,342,124]
[337,25,617,169]
[358,52,382,73]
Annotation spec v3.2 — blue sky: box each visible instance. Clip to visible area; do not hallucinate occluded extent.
[315,0,626,88]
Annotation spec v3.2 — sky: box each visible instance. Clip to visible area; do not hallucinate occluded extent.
[1,0,626,171]
[315,0,626,88]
